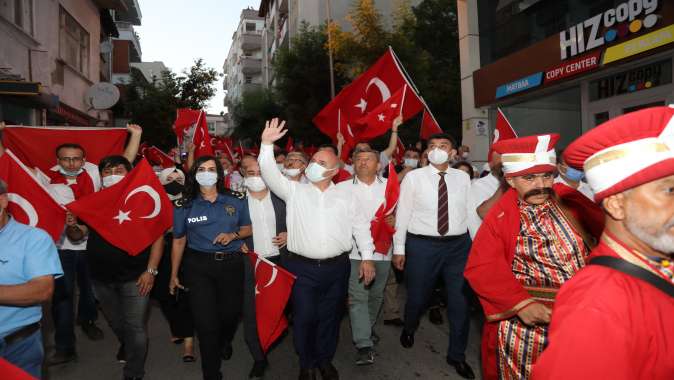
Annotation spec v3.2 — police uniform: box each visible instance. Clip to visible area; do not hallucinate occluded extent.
[173,190,251,380]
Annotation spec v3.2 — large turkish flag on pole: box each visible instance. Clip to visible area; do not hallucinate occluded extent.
[66,160,173,255]
[0,150,66,241]
[420,109,443,140]
[356,84,423,142]
[173,108,201,145]
[247,252,296,352]
[192,111,214,159]
[371,162,400,254]
[144,146,175,169]
[2,125,127,174]
[313,48,419,145]
[493,108,518,144]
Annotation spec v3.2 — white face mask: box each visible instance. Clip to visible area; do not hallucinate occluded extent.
[244,176,266,192]
[461,152,469,159]
[102,174,124,188]
[196,171,218,187]
[428,148,449,165]
[59,166,84,177]
[283,167,301,178]
[305,162,333,183]
[404,158,418,168]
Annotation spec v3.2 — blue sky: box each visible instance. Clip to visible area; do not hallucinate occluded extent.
[135,0,260,114]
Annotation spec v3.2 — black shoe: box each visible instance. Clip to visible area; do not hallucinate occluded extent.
[428,307,444,325]
[221,343,233,361]
[81,320,104,341]
[318,363,339,380]
[383,317,404,327]
[400,330,414,348]
[249,360,267,379]
[47,350,77,366]
[298,368,317,380]
[116,345,126,363]
[355,347,375,366]
[447,359,475,379]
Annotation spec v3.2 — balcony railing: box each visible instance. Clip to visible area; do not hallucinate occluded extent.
[241,57,262,74]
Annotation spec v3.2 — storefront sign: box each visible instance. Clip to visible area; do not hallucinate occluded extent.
[589,59,672,101]
[603,24,674,64]
[560,0,660,60]
[0,81,40,96]
[545,51,602,83]
[495,72,543,99]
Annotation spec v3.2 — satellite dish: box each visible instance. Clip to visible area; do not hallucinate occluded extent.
[85,82,120,110]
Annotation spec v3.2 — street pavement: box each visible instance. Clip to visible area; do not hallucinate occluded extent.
[42,299,482,380]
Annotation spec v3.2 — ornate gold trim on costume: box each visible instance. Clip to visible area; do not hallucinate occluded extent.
[486,298,535,322]
[601,234,663,277]
[524,286,558,301]
[584,142,669,171]
[502,153,554,163]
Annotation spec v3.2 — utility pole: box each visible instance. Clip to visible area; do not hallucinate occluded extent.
[326,0,336,99]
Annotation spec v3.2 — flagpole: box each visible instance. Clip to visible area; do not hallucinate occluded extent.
[399,84,407,117]
[326,0,336,99]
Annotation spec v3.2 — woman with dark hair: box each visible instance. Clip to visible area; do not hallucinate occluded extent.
[452,161,475,180]
[169,155,252,380]
[85,155,165,380]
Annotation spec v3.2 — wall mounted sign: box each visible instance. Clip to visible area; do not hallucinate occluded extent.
[602,24,674,64]
[589,59,672,101]
[545,50,602,83]
[495,72,543,99]
[560,0,660,60]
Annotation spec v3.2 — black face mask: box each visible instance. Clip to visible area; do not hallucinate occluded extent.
[163,181,184,196]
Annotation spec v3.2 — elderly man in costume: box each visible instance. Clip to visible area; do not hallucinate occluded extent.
[464,134,603,380]
[532,106,674,379]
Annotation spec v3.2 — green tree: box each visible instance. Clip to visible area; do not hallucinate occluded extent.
[179,58,220,109]
[229,88,282,145]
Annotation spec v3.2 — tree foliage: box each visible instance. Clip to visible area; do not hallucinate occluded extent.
[122,59,220,150]
[230,88,282,145]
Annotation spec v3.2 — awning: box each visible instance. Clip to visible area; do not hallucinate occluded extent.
[49,102,98,126]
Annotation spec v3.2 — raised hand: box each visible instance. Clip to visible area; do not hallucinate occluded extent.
[127,123,143,136]
[261,118,287,145]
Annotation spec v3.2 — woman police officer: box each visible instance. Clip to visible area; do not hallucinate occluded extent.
[169,155,252,380]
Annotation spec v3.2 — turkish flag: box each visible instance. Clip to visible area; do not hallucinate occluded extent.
[356,84,422,142]
[173,108,201,145]
[371,162,399,254]
[313,48,416,144]
[247,252,296,352]
[212,136,235,164]
[420,109,443,140]
[394,136,406,165]
[0,150,66,241]
[66,160,173,255]
[285,137,294,153]
[493,107,518,144]
[144,146,175,169]
[2,125,127,174]
[192,111,214,159]
[0,358,34,380]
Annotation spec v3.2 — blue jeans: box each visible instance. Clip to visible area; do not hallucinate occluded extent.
[0,328,43,378]
[52,249,98,352]
[93,280,149,379]
[403,233,472,362]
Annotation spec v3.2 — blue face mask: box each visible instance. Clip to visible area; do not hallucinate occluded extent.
[563,165,584,182]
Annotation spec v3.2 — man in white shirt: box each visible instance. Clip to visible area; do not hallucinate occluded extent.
[259,118,376,380]
[283,151,309,183]
[467,152,503,239]
[393,133,475,379]
[336,148,394,366]
[240,155,288,379]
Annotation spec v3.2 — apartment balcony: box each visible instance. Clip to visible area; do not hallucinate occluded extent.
[116,23,142,62]
[241,30,262,51]
[278,18,288,46]
[241,57,262,74]
[114,0,142,25]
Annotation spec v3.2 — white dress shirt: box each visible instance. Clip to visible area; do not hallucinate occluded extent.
[393,164,471,255]
[467,173,500,239]
[554,176,595,201]
[247,190,279,258]
[336,176,392,261]
[258,144,375,260]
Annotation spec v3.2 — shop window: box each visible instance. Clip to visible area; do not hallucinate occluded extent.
[496,86,581,150]
[589,60,672,102]
[59,6,90,77]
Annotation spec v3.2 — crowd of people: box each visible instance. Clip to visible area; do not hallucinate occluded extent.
[1,106,673,380]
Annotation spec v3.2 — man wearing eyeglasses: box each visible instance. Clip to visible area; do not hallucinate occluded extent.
[464,134,602,380]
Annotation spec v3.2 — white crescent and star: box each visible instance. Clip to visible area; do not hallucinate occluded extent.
[113,185,162,224]
[354,77,392,114]
[254,258,279,295]
[8,193,38,226]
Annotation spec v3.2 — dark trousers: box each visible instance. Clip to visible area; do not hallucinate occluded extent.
[404,233,472,362]
[52,249,98,353]
[183,251,244,380]
[152,241,194,339]
[283,253,349,369]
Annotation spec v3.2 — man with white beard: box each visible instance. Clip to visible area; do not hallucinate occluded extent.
[533,106,674,379]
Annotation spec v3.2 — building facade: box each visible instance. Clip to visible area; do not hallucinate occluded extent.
[459,0,674,163]
[223,8,265,108]
[0,0,129,126]
[206,113,232,137]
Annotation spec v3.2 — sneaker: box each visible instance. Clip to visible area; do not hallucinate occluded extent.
[249,359,268,379]
[80,320,104,341]
[116,345,126,363]
[47,350,77,366]
[355,347,375,366]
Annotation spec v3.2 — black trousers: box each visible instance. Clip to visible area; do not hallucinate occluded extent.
[183,250,244,380]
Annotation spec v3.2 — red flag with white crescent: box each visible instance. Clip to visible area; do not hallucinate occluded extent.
[66,160,173,255]
[0,150,66,241]
[144,146,175,169]
[246,252,296,352]
[192,111,214,159]
[420,109,443,140]
[493,108,518,144]
[370,162,399,254]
